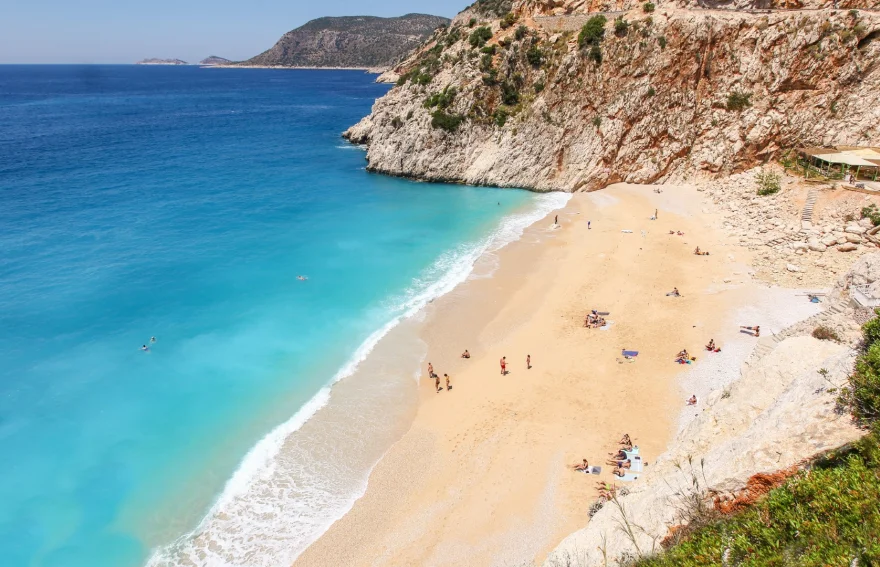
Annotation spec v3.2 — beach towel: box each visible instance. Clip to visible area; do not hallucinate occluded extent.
[631,457,644,473]
[597,311,610,316]
[579,466,602,475]
[621,229,633,233]
[622,350,639,357]
[619,472,640,482]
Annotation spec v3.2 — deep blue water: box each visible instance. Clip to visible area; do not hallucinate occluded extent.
[0,66,557,567]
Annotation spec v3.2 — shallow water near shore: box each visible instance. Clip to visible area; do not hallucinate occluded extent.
[0,65,563,567]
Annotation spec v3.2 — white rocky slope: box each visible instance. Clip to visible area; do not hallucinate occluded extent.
[544,334,862,566]
[346,1,880,191]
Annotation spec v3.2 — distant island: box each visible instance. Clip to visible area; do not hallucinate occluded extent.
[236,13,450,70]
[199,56,232,66]
[136,58,188,65]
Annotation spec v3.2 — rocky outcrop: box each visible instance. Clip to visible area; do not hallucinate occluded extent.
[345,1,880,191]
[199,56,232,66]
[545,335,862,566]
[240,14,450,69]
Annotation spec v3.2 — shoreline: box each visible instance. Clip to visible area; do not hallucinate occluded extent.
[146,192,569,566]
[292,182,762,566]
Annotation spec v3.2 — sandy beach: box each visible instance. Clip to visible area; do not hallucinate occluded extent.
[292,182,764,566]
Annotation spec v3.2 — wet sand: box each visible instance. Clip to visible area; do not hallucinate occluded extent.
[294,183,753,566]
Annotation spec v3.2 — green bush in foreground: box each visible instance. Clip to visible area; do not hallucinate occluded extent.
[632,432,880,567]
[839,310,880,425]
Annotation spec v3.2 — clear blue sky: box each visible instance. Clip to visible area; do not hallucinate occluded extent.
[0,0,468,64]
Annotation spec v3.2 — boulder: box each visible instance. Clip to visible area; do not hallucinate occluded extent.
[786,264,803,273]
[821,234,838,247]
[807,238,827,252]
[838,243,858,252]
[845,224,866,235]
[846,233,863,244]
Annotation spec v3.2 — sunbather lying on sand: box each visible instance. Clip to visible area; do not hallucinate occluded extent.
[609,449,627,459]
[572,458,590,471]
[613,467,629,477]
[619,434,631,445]
[667,287,681,297]
[687,395,697,406]
[706,339,717,351]
[606,459,632,468]
[741,325,761,337]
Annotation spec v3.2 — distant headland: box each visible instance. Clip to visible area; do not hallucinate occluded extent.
[135,58,188,65]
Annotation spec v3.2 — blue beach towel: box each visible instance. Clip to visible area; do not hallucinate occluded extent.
[622,350,639,357]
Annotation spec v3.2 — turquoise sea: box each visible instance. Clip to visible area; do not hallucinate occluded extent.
[0,65,566,566]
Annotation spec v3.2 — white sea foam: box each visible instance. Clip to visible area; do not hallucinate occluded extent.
[146,191,570,567]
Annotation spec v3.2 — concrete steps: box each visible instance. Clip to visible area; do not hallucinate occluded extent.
[801,189,818,230]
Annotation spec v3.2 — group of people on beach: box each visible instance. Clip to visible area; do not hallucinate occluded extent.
[427,351,532,392]
[572,433,636,479]
[675,348,696,364]
[608,434,636,477]
[426,362,451,393]
[584,310,607,328]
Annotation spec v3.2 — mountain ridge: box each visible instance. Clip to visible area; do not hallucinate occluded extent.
[239,13,451,69]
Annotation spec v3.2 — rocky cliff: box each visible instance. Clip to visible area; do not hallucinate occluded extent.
[240,14,451,69]
[345,1,880,191]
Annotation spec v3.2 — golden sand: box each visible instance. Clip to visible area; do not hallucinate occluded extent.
[294,183,751,566]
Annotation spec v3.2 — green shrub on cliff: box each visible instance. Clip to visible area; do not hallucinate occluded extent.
[726,91,752,111]
[424,86,457,111]
[469,26,493,48]
[499,12,517,29]
[500,81,519,105]
[578,15,607,49]
[643,2,655,12]
[430,110,464,132]
[515,25,529,41]
[526,44,543,66]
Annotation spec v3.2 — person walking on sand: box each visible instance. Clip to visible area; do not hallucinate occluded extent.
[655,208,658,219]
[445,373,451,390]
[435,374,441,392]
[555,214,558,225]
[527,354,531,369]
[500,356,507,375]
[588,220,591,229]
[427,362,435,379]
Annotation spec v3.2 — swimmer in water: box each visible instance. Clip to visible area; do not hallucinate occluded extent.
[297,275,308,281]
[141,345,149,352]
[150,336,156,343]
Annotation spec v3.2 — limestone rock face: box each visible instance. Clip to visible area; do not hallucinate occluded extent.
[346,1,880,191]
